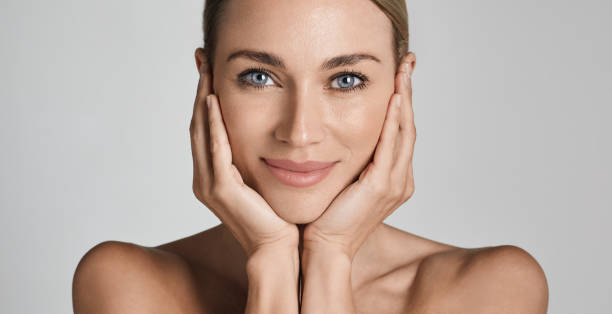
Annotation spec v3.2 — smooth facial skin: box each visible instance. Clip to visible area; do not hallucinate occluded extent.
[205,0,399,223]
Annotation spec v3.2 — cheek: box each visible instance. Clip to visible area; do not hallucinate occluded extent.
[335,102,387,157]
[216,97,269,187]
[218,95,269,152]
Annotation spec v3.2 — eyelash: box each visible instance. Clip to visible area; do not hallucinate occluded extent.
[237,66,370,93]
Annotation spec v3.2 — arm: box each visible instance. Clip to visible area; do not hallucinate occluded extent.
[299,247,356,314]
[245,246,301,314]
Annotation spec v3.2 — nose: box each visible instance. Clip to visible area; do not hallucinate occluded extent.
[274,85,326,147]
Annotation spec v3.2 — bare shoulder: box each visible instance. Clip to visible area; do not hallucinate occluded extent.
[408,245,549,314]
[72,240,207,314]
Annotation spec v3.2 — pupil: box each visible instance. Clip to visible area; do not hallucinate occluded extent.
[252,73,267,84]
[339,75,354,88]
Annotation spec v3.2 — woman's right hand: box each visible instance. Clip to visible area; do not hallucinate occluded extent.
[189,51,299,260]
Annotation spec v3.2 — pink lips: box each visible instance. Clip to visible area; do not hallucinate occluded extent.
[263,158,337,187]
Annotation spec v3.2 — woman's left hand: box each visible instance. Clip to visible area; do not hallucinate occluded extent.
[302,56,417,261]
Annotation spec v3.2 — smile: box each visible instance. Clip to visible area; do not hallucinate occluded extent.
[262,158,337,188]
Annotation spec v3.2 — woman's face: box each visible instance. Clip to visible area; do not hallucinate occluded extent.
[202,0,397,224]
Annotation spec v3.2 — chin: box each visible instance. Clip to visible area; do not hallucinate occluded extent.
[260,188,334,224]
[246,172,346,224]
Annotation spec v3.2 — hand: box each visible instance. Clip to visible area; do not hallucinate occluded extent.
[302,55,417,260]
[189,50,298,259]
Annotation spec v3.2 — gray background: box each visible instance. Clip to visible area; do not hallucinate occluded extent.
[1,0,610,313]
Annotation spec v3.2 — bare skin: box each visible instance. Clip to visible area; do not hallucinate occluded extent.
[152,222,458,313]
[73,223,548,313]
[72,0,548,313]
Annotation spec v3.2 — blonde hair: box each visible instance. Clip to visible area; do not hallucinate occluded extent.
[201,0,409,69]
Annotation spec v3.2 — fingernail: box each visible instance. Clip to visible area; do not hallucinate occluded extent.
[395,94,401,107]
[206,95,211,108]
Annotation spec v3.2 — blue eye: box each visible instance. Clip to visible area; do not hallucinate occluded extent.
[237,67,276,89]
[331,74,363,89]
[237,67,369,93]
[243,71,275,87]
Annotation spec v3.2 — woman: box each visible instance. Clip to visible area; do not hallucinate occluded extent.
[72,0,549,313]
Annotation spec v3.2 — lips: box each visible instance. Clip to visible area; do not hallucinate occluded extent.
[262,158,338,188]
[262,158,337,172]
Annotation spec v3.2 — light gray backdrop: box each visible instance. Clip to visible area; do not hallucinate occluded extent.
[1,0,610,313]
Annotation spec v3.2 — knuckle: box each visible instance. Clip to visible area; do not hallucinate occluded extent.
[210,184,229,203]
[193,179,216,204]
[367,180,389,199]
[390,182,404,199]
[210,138,220,153]
[192,184,206,204]
[404,183,415,200]
[192,180,204,197]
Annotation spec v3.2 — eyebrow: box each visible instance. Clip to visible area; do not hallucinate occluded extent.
[226,49,381,71]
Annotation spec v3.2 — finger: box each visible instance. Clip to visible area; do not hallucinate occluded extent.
[192,49,213,123]
[196,48,213,94]
[207,94,234,185]
[189,83,213,191]
[190,49,214,186]
[368,93,402,183]
[395,55,415,132]
[393,61,417,175]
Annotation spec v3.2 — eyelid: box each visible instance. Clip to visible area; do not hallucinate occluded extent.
[238,67,280,86]
[329,70,368,85]
[330,70,367,80]
[238,67,369,91]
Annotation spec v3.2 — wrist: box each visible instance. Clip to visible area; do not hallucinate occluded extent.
[300,246,355,314]
[302,225,357,260]
[302,236,354,262]
[244,244,300,314]
[301,245,352,273]
[246,244,300,277]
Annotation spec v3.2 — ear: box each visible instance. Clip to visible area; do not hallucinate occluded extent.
[194,47,216,94]
[402,52,416,76]
[194,47,208,74]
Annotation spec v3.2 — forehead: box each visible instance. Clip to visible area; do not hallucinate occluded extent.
[216,0,394,70]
